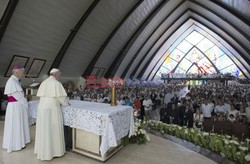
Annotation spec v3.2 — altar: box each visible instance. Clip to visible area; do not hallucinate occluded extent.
[28,100,134,161]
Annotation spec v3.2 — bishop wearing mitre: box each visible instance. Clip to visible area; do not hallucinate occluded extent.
[2,66,30,152]
[34,68,69,160]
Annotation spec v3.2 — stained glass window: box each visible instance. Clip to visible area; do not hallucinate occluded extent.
[185,31,204,45]
[169,49,185,62]
[176,40,193,54]
[197,57,216,74]
[175,67,186,74]
[185,48,203,62]
[155,31,243,79]
[187,65,200,74]
[197,38,214,52]
[162,56,177,71]
[214,55,234,70]
[220,65,240,76]
[178,58,192,71]
[206,46,224,61]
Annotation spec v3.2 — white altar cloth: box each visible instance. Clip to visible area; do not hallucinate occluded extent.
[28,100,134,156]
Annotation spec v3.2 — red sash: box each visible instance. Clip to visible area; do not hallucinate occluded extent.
[8,96,17,102]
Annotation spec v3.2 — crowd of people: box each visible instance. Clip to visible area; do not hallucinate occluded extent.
[67,81,250,129]
[68,83,187,120]
[160,83,250,129]
[161,72,235,79]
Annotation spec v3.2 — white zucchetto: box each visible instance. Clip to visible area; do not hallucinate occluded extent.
[50,68,60,74]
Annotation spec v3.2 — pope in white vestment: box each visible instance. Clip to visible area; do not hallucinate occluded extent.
[2,66,30,152]
[34,68,69,160]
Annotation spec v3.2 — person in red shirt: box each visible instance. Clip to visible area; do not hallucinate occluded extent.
[133,97,142,119]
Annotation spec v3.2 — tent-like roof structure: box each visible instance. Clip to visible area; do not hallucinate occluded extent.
[0,0,249,82]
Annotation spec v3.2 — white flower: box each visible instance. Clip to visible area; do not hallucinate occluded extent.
[229,140,240,145]
[191,129,195,133]
[161,130,164,134]
[210,133,215,136]
[226,135,231,139]
[184,130,188,134]
[245,155,250,161]
[229,140,239,145]
[223,139,229,145]
[203,132,209,136]
[135,122,140,127]
[236,152,241,156]
[141,130,146,135]
[239,146,248,151]
[220,152,225,157]
[234,141,240,145]
[146,135,150,141]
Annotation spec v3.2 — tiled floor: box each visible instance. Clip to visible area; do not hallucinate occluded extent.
[0,120,217,164]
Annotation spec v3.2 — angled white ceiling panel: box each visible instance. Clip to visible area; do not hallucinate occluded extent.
[0,0,9,20]
[126,1,189,78]
[195,0,250,36]
[190,12,250,61]
[59,0,137,77]
[217,0,250,21]
[0,0,93,77]
[143,19,195,79]
[134,11,190,77]
[189,1,250,50]
[93,0,162,70]
[114,0,183,77]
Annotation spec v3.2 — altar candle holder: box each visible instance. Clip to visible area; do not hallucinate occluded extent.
[111,85,117,106]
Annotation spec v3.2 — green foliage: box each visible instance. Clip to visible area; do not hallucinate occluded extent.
[129,118,150,145]
[147,120,250,164]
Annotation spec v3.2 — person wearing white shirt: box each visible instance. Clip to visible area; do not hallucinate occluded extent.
[214,101,227,115]
[143,96,153,121]
[97,96,104,103]
[193,109,204,129]
[200,100,213,119]
[117,97,124,106]
[227,104,239,121]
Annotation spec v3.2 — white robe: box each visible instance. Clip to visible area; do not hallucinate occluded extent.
[34,76,69,160]
[2,75,30,153]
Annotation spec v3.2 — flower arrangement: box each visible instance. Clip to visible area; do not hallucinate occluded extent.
[147,120,250,164]
[129,119,150,144]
